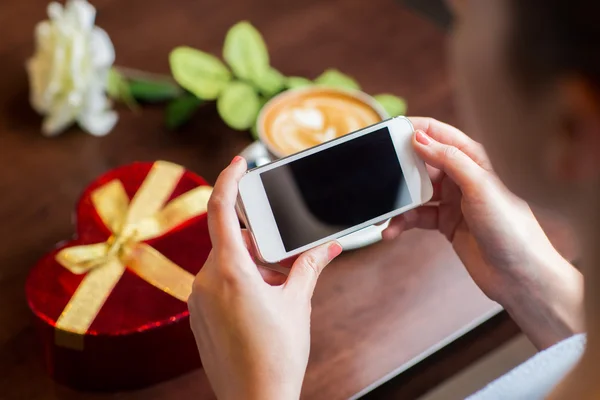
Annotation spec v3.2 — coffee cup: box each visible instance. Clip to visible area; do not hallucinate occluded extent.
[256,87,389,159]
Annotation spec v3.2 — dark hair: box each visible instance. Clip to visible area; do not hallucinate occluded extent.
[510,1,600,90]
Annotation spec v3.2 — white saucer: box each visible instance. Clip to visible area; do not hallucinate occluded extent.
[239,141,388,251]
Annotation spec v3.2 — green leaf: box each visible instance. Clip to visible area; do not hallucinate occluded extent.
[217,81,260,130]
[106,68,137,109]
[258,95,269,109]
[106,68,123,99]
[250,97,269,140]
[223,21,270,85]
[286,76,312,89]
[373,94,407,116]
[315,69,360,90]
[129,79,182,102]
[250,123,260,140]
[254,67,285,97]
[169,46,232,100]
[165,94,203,130]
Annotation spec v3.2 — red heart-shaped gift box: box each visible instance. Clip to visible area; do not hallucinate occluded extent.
[26,161,212,391]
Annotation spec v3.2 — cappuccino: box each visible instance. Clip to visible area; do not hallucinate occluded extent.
[258,88,385,157]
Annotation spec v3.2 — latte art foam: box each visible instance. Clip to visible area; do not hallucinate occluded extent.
[260,89,383,156]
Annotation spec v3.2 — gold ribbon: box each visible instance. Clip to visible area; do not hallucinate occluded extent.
[54,161,212,350]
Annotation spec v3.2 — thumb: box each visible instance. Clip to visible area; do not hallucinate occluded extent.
[285,241,343,297]
[413,130,485,191]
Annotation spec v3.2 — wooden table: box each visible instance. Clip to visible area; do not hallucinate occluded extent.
[0,0,577,399]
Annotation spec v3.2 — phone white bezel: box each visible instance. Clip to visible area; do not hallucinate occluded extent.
[238,116,434,263]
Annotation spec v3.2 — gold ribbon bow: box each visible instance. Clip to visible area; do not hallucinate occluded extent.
[54,161,212,350]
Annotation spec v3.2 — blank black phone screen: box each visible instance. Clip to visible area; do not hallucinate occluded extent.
[260,127,412,251]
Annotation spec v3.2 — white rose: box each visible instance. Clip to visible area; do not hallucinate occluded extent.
[27,0,118,136]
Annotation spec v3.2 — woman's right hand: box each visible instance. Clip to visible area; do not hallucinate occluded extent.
[384,118,577,311]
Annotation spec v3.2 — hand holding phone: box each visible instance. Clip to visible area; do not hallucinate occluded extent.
[189,157,343,400]
[237,117,434,263]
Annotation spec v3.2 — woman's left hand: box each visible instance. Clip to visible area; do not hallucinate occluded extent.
[188,156,342,400]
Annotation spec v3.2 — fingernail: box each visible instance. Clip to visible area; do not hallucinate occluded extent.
[415,130,431,145]
[230,156,244,165]
[327,242,343,260]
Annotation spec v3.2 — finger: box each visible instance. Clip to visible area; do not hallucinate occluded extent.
[409,117,492,171]
[242,230,295,282]
[381,217,405,240]
[207,157,247,252]
[242,229,296,267]
[278,255,298,269]
[413,130,486,192]
[382,207,440,240]
[257,265,287,286]
[285,241,342,297]
[404,207,439,230]
[430,180,443,202]
[426,164,444,184]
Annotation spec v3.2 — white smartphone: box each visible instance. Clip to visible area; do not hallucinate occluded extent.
[237,116,434,263]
